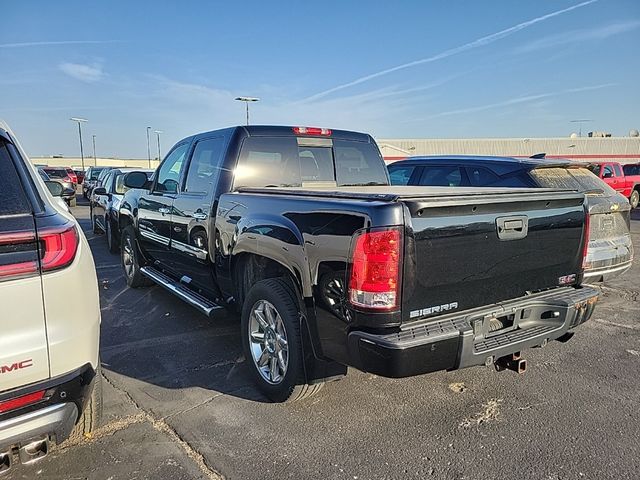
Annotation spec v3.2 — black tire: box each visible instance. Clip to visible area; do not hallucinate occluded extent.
[64,363,103,444]
[241,278,323,403]
[630,190,639,209]
[106,217,119,254]
[121,225,153,288]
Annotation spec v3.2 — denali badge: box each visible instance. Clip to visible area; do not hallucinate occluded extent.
[558,274,577,286]
[0,359,33,374]
[410,302,459,318]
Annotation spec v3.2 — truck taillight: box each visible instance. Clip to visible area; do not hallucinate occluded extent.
[582,212,590,269]
[292,126,332,136]
[39,223,79,272]
[348,227,402,310]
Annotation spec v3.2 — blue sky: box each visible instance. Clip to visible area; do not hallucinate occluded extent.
[1,0,639,158]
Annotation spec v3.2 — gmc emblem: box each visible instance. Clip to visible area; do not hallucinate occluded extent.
[0,359,33,374]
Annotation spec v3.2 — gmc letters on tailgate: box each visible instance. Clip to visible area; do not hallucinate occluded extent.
[0,359,33,374]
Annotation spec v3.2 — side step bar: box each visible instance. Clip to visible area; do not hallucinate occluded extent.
[140,266,223,316]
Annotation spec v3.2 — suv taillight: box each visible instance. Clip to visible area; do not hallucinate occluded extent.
[39,223,79,271]
[0,231,38,278]
[348,227,402,310]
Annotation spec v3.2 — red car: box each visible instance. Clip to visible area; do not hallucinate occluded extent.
[588,161,640,209]
[73,168,86,184]
[65,167,78,185]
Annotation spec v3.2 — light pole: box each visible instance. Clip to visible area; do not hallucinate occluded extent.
[92,135,97,164]
[70,117,88,169]
[146,126,152,168]
[235,97,260,125]
[154,130,162,163]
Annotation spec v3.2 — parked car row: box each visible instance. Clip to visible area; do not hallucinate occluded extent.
[89,168,154,252]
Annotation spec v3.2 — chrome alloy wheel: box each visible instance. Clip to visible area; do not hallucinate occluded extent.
[248,300,289,384]
[122,235,135,278]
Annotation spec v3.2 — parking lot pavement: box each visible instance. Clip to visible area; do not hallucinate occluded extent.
[7,202,640,480]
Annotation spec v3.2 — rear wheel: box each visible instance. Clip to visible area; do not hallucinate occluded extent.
[630,190,639,209]
[241,278,323,403]
[64,363,103,444]
[121,225,152,288]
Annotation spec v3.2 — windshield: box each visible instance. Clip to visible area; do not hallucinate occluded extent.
[233,136,389,189]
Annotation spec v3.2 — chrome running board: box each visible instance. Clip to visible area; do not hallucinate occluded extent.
[140,266,223,316]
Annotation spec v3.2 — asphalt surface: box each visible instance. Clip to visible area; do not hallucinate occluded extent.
[7,200,640,480]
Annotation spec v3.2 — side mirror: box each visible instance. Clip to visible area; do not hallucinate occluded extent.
[93,187,107,196]
[124,171,149,189]
[603,171,613,179]
[45,181,64,197]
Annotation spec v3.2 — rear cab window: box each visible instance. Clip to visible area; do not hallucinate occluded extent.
[233,136,388,189]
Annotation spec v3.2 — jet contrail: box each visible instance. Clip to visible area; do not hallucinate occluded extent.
[301,0,599,102]
[427,83,616,118]
[0,40,117,48]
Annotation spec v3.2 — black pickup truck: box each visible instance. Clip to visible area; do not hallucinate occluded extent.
[119,125,599,402]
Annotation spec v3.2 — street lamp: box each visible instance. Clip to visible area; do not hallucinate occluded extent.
[92,135,97,164]
[70,117,88,169]
[154,130,163,162]
[235,97,260,125]
[146,126,152,168]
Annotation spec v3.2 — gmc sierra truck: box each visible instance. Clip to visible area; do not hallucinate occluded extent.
[119,125,599,402]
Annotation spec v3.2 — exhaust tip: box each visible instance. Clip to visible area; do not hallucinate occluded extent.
[0,451,12,474]
[18,438,49,465]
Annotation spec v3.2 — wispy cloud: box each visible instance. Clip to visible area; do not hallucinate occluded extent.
[0,40,117,48]
[426,83,616,118]
[515,20,640,53]
[58,62,104,82]
[301,0,599,102]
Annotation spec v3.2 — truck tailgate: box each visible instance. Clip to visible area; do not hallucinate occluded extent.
[401,190,587,322]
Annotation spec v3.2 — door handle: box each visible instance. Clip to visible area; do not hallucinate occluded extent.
[192,212,207,220]
[158,207,170,214]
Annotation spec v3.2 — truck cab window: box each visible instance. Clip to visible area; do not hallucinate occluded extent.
[184,137,225,195]
[155,143,189,193]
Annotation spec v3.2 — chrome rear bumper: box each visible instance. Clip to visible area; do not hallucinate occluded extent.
[0,403,78,452]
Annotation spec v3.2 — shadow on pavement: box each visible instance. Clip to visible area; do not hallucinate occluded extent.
[75,199,271,407]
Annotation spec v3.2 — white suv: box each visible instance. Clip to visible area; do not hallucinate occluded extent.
[0,120,101,473]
